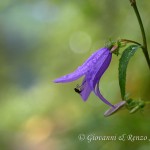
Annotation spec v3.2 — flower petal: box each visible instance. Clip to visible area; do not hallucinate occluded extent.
[92,52,112,89]
[85,48,113,107]
[95,82,114,107]
[81,47,107,69]
[104,101,126,117]
[93,53,112,106]
[79,77,92,101]
[87,48,112,89]
[54,48,107,83]
[53,70,84,83]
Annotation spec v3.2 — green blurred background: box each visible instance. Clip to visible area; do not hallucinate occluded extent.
[0,0,150,150]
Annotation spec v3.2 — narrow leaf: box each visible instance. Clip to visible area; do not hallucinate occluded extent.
[119,45,140,99]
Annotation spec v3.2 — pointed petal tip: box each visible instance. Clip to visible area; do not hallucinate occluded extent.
[104,101,126,117]
[53,77,72,83]
[81,97,88,102]
[53,79,60,83]
[53,80,57,83]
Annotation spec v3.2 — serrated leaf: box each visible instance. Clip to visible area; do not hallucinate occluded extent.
[119,45,140,99]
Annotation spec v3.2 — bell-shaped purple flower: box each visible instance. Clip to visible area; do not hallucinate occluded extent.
[54,47,114,107]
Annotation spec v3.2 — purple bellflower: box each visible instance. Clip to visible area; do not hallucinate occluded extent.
[54,47,113,106]
[54,46,126,115]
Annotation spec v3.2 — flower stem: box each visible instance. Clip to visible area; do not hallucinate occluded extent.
[130,0,150,69]
[121,39,141,46]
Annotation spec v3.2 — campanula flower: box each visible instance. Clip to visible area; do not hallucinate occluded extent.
[53,45,127,116]
[54,47,115,107]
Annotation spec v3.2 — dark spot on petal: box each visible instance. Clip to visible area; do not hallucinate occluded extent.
[74,88,82,94]
[74,84,82,94]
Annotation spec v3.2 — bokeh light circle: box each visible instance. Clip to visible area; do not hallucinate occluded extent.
[69,31,92,53]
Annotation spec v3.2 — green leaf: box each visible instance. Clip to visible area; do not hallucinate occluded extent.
[119,45,140,99]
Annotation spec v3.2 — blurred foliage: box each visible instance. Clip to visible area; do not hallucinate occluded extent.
[0,0,150,150]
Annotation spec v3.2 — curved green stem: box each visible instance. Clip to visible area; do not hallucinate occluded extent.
[130,0,150,69]
[121,39,141,46]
